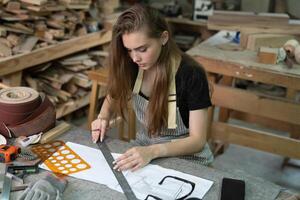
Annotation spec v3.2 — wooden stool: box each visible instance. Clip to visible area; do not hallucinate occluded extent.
[87,68,136,141]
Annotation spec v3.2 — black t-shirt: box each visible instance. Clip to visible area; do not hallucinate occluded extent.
[139,53,212,128]
[176,53,212,128]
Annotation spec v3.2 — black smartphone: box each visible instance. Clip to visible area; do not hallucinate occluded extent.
[220,177,245,200]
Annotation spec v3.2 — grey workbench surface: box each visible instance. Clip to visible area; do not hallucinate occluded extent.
[12,127,294,200]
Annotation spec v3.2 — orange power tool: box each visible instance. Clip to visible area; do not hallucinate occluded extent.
[0,145,20,163]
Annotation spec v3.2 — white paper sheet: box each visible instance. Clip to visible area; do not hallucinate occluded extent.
[39,142,213,199]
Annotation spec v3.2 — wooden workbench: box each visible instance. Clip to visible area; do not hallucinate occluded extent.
[187,31,300,160]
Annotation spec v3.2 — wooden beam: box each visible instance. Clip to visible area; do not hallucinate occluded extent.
[230,110,294,133]
[211,84,300,125]
[208,23,300,35]
[0,30,112,76]
[209,11,290,27]
[207,12,300,35]
[193,56,300,90]
[211,122,300,159]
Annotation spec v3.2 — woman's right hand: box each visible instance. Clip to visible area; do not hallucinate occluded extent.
[91,117,109,143]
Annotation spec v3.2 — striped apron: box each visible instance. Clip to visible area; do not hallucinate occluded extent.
[131,58,214,165]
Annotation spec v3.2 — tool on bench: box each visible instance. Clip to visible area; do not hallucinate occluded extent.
[0,163,12,200]
[96,140,138,200]
[8,164,39,176]
[0,145,20,163]
[7,149,40,178]
[0,163,29,199]
[15,132,42,147]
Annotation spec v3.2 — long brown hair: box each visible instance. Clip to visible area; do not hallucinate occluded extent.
[107,4,181,135]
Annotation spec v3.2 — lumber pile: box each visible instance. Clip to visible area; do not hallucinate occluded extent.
[0,0,102,59]
[23,50,108,107]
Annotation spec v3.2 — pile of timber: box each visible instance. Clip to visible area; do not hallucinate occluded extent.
[0,0,100,58]
[24,50,108,106]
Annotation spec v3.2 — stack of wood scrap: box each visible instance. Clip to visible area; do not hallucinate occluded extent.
[23,50,108,107]
[0,0,99,59]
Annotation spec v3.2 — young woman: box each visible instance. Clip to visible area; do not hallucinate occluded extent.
[91,4,213,171]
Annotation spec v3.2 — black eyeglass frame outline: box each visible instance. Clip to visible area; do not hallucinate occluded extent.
[144,175,196,200]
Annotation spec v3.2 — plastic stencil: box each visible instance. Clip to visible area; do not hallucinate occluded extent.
[31,140,91,175]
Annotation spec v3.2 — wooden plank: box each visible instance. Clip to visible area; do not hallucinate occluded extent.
[0,82,9,89]
[239,31,249,49]
[18,36,39,53]
[20,0,47,6]
[286,88,297,100]
[274,0,287,13]
[230,111,293,133]
[2,71,22,86]
[211,84,300,125]
[87,67,108,85]
[211,121,300,159]
[193,56,300,90]
[72,73,91,88]
[87,81,100,129]
[246,33,298,51]
[40,121,71,144]
[218,76,233,122]
[0,30,112,76]
[87,68,109,129]
[257,47,278,65]
[0,42,12,57]
[207,11,300,35]
[166,17,207,27]
[209,11,290,27]
[207,22,300,35]
[56,94,90,119]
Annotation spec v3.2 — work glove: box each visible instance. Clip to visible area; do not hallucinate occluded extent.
[18,174,67,200]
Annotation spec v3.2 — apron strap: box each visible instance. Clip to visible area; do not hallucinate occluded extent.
[133,69,144,94]
[168,54,181,129]
[132,54,182,129]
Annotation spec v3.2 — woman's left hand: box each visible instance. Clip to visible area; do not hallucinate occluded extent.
[113,146,153,172]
